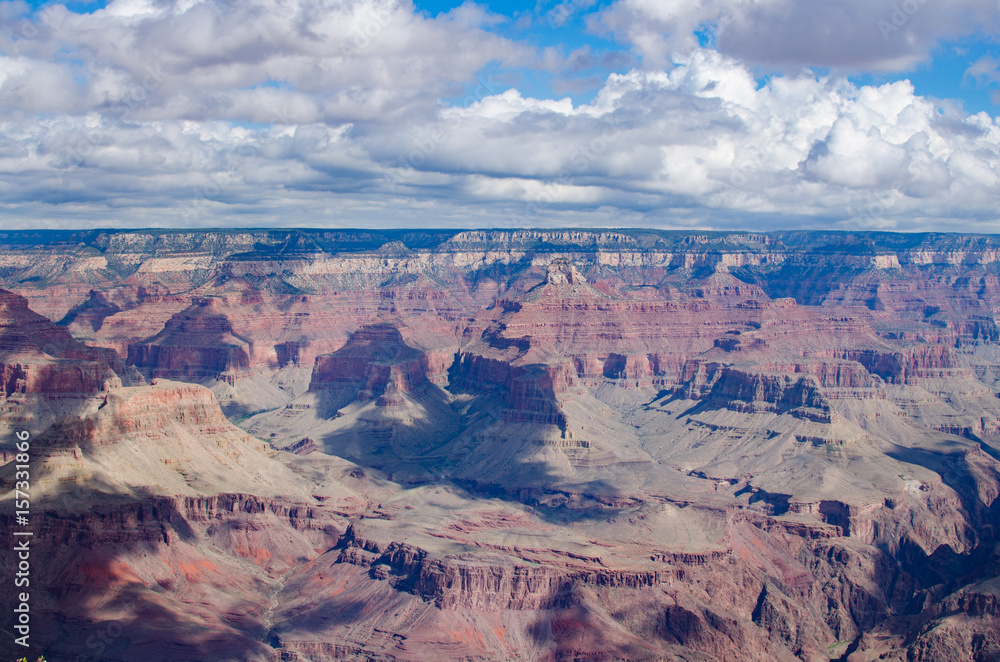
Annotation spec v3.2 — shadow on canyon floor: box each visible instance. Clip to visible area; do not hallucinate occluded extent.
[883,444,1000,639]
[0,480,280,662]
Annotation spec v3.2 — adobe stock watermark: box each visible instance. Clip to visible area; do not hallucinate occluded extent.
[340,3,394,58]
[10,430,32,650]
[178,143,261,220]
[0,1,165,168]
[877,0,930,41]
[1,3,165,169]
[851,184,908,227]
[178,101,301,219]
[729,143,776,188]
[10,458,123,661]
[212,0,280,45]
[213,0,393,59]
[382,126,449,188]
[715,0,752,32]
[546,0,594,29]
[850,158,933,226]
[74,620,123,661]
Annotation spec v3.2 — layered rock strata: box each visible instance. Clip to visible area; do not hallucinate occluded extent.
[127,298,253,384]
[1,231,1000,661]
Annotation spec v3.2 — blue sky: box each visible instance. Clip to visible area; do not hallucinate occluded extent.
[3,0,1000,231]
[417,0,631,105]
[421,0,1000,115]
[857,41,1000,116]
[15,0,1000,112]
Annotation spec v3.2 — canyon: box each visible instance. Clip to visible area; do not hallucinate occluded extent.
[1,228,1000,661]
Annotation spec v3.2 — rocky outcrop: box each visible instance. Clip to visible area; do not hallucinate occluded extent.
[335,524,571,610]
[713,359,877,389]
[501,365,569,429]
[5,231,1000,661]
[675,362,835,421]
[451,353,570,429]
[0,288,122,396]
[308,323,433,399]
[126,298,252,384]
[287,436,318,454]
[56,381,255,447]
[706,368,831,420]
[36,493,341,553]
[823,345,965,384]
[57,289,122,334]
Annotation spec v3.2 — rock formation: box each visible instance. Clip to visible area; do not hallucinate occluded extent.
[309,323,432,398]
[126,298,253,384]
[1,229,1000,661]
[57,288,122,335]
[0,288,123,395]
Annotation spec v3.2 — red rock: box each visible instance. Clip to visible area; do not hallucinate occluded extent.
[822,344,968,384]
[126,298,252,384]
[0,288,122,395]
[309,323,433,398]
[4,230,1000,662]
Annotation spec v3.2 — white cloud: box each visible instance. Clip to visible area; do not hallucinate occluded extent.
[966,56,1000,85]
[0,0,533,123]
[593,0,1000,72]
[1,0,1000,231]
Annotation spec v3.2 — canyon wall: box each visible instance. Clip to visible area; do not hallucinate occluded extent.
[2,229,1000,661]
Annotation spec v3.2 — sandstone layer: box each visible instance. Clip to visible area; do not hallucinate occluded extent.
[2,229,1000,661]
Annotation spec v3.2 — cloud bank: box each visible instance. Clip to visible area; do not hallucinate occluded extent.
[1,0,999,231]
[595,0,1000,71]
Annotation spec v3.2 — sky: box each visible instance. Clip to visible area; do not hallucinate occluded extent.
[2,0,1000,232]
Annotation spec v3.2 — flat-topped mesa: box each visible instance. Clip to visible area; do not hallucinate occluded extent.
[683,365,833,422]
[820,344,968,384]
[0,288,122,395]
[126,298,252,385]
[309,323,430,400]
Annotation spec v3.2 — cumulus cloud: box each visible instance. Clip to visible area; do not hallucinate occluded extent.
[593,0,1000,71]
[356,49,1000,229]
[1,0,1000,231]
[0,0,532,123]
[966,56,1000,87]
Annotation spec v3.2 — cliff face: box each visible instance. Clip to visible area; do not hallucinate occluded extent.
[126,298,253,384]
[4,230,1000,661]
[309,323,433,398]
[450,353,570,429]
[0,369,351,661]
[705,368,832,421]
[824,345,966,384]
[0,288,122,397]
